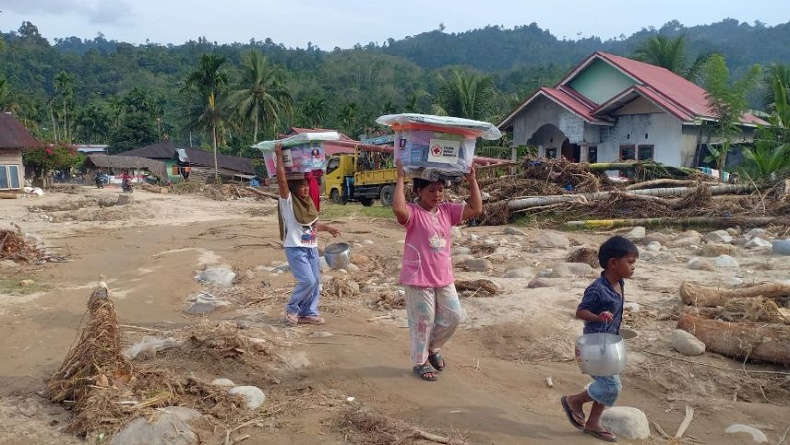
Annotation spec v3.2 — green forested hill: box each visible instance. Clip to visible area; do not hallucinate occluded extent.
[0,18,788,157]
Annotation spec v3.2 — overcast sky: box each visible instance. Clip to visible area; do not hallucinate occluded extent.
[1,0,788,49]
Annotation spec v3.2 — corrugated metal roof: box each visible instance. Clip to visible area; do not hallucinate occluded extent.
[0,112,42,149]
[121,142,256,174]
[84,154,169,180]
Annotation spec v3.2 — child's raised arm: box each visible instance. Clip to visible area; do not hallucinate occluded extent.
[392,160,409,225]
[274,143,289,199]
[461,164,483,221]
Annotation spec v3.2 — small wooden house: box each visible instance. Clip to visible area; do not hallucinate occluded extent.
[0,112,41,190]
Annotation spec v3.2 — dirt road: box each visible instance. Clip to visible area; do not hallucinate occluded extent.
[0,185,787,444]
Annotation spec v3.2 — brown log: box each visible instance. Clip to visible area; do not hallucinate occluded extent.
[0,192,18,199]
[679,281,790,307]
[681,299,790,325]
[244,186,279,200]
[139,183,168,194]
[676,313,790,365]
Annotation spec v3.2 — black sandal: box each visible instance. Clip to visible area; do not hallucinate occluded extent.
[413,363,438,381]
[428,351,445,371]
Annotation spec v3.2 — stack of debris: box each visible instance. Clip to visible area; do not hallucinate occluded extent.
[677,281,790,366]
[466,158,790,228]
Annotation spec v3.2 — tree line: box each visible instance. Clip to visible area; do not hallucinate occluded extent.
[0,18,788,179]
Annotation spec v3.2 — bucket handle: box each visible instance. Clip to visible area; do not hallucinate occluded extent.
[324,235,347,250]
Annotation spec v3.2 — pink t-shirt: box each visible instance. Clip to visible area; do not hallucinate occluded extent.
[399,202,465,287]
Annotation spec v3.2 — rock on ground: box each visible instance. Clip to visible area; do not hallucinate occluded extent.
[713,254,739,268]
[112,406,201,445]
[195,266,236,287]
[672,329,706,356]
[527,278,553,288]
[228,386,266,410]
[687,257,715,271]
[462,258,493,272]
[600,406,650,440]
[536,233,569,249]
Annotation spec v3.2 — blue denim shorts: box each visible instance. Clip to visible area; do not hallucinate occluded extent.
[587,374,621,406]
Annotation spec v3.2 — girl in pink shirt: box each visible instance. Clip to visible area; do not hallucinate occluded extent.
[392,160,483,381]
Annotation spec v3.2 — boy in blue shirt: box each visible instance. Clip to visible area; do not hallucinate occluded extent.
[561,235,638,443]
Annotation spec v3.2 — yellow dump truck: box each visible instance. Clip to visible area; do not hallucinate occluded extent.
[324,148,397,206]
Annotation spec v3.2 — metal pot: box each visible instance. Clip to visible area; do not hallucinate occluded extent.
[324,240,351,270]
[575,333,627,376]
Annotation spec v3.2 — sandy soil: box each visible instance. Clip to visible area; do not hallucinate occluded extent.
[0,184,788,445]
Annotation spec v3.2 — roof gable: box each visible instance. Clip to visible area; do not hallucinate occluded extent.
[0,112,42,149]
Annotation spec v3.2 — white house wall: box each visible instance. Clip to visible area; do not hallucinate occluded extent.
[512,96,590,147]
[597,113,683,165]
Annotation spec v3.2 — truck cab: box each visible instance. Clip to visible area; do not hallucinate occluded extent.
[324,150,397,206]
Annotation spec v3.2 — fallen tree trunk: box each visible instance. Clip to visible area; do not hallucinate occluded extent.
[244,186,279,200]
[625,179,716,190]
[566,216,779,229]
[507,184,755,210]
[139,183,168,194]
[681,299,790,325]
[677,313,790,365]
[680,281,790,307]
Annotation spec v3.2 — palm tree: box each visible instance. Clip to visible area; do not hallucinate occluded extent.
[228,51,292,143]
[432,68,497,120]
[702,54,762,172]
[632,35,708,82]
[54,71,76,143]
[298,95,327,128]
[183,54,228,180]
[763,64,790,116]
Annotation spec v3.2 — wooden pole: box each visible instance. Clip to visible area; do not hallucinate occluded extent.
[508,183,755,211]
[565,216,778,229]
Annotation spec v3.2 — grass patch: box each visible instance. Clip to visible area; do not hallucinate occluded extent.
[319,203,395,220]
[0,277,50,295]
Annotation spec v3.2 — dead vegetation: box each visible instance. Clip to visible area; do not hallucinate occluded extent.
[455,279,500,297]
[337,407,471,445]
[46,285,285,438]
[0,228,45,262]
[468,158,790,227]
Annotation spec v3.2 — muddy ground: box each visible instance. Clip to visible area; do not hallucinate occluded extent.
[0,184,788,445]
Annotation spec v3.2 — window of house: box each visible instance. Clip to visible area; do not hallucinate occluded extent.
[0,165,20,190]
[638,145,654,161]
[588,146,598,163]
[546,148,557,159]
[619,145,636,160]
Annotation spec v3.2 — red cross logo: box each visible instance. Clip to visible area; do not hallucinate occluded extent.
[431,144,442,156]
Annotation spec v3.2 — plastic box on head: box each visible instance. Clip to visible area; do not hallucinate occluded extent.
[253,131,341,177]
[375,114,501,182]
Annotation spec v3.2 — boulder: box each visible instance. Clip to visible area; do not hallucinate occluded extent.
[624,226,646,241]
[549,263,572,278]
[184,292,231,315]
[228,386,266,410]
[453,246,472,255]
[536,233,570,249]
[600,406,650,440]
[195,266,236,287]
[462,258,493,272]
[744,237,772,249]
[687,257,715,271]
[671,329,706,356]
[701,243,736,257]
[211,378,235,388]
[112,407,201,445]
[772,239,790,255]
[503,227,527,236]
[503,267,533,279]
[704,230,733,244]
[644,241,662,252]
[713,254,739,268]
[527,278,554,288]
[566,262,594,277]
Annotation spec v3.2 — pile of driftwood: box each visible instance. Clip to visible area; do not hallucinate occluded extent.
[677,281,790,366]
[472,159,790,227]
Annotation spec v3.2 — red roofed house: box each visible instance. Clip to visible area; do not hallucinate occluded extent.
[498,51,766,168]
[0,112,42,190]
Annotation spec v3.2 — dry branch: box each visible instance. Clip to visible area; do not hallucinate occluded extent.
[677,313,790,365]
